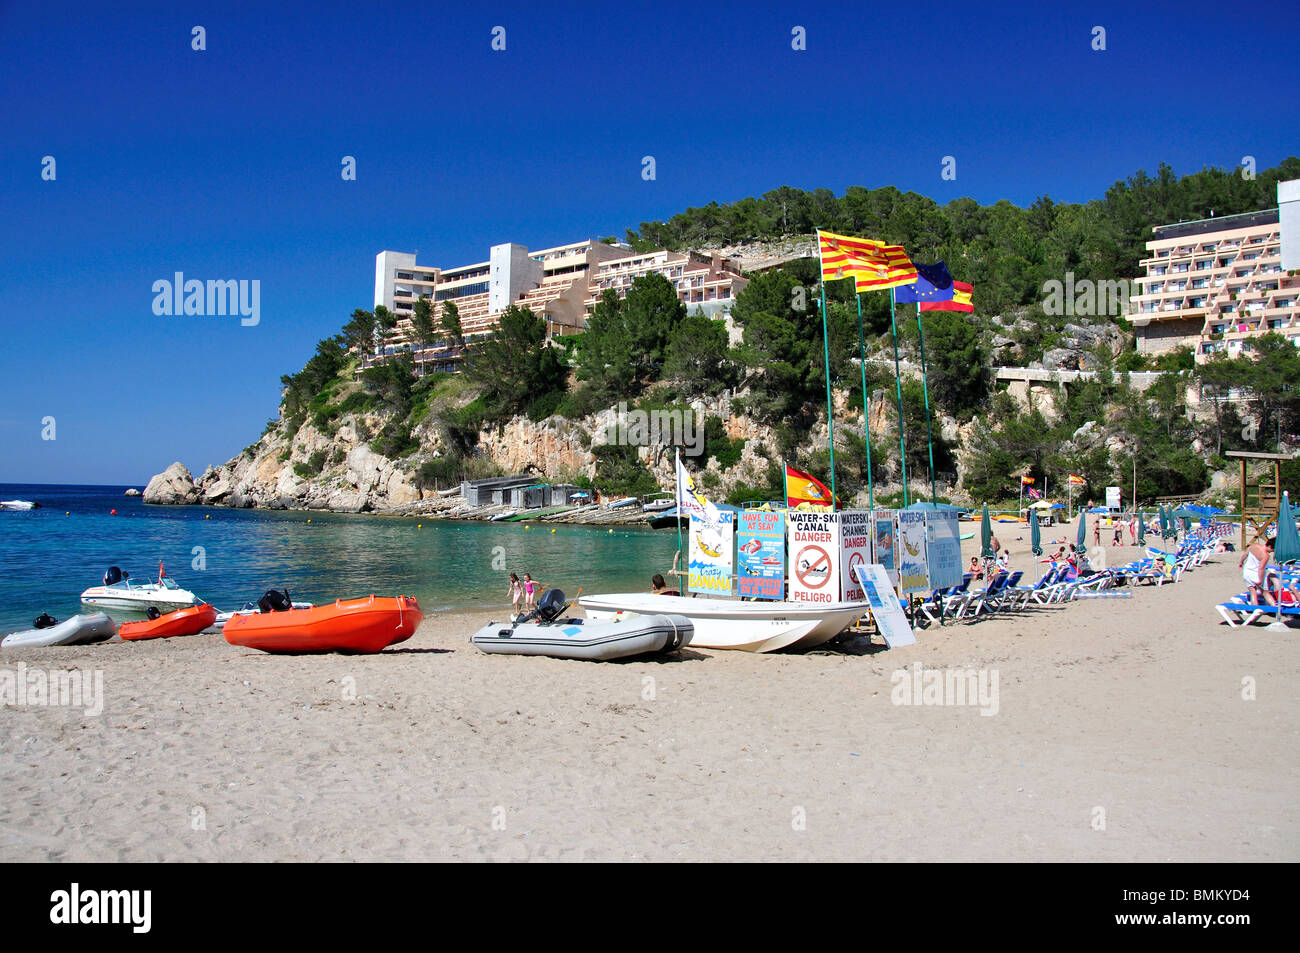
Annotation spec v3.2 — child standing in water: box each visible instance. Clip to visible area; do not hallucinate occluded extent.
[507,573,523,618]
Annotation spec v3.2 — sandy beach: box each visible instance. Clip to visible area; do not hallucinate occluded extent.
[2,534,1296,862]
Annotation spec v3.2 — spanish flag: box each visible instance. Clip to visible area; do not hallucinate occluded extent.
[1068,474,1086,486]
[785,464,835,509]
[1021,475,1035,485]
[920,279,974,313]
[817,229,918,291]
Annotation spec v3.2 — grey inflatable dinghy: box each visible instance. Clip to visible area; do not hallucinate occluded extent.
[471,588,692,661]
[2,612,117,648]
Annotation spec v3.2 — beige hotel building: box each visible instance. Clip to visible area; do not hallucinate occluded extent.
[1129,179,1300,362]
[372,239,748,369]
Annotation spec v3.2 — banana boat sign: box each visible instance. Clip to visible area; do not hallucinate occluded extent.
[897,510,931,595]
[688,511,734,595]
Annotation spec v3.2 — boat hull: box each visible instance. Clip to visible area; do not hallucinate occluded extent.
[80,583,198,615]
[223,595,422,654]
[2,613,117,648]
[579,594,867,653]
[471,614,692,661]
[118,604,218,641]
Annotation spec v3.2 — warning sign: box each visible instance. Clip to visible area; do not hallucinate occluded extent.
[788,510,841,604]
[839,509,872,601]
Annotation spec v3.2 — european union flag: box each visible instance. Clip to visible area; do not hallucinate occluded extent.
[893,261,954,303]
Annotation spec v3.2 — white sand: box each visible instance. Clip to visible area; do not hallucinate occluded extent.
[1,538,1296,862]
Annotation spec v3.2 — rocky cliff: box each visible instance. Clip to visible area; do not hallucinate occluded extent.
[145,386,946,514]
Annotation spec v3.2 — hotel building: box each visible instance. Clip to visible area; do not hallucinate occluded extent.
[372,240,749,369]
[1129,180,1300,362]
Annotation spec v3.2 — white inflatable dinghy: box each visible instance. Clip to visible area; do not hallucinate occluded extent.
[471,613,692,660]
[470,588,692,660]
[2,613,117,648]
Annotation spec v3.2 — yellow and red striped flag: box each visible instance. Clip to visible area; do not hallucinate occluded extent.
[817,229,918,291]
[1067,474,1086,486]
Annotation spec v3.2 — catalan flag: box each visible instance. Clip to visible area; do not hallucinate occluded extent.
[817,229,918,291]
[1068,474,1086,486]
[785,464,836,509]
[920,279,974,313]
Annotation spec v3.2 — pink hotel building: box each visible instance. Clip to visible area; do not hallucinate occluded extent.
[1129,179,1300,362]
[372,239,748,369]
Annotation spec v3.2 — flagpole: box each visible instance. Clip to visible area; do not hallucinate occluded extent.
[916,301,937,504]
[782,459,789,509]
[856,293,874,509]
[889,287,908,507]
[819,280,837,506]
[674,448,683,562]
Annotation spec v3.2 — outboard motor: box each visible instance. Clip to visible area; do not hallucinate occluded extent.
[257,589,294,613]
[33,613,57,629]
[535,588,566,624]
[103,566,123,586]
[146,606,161,620]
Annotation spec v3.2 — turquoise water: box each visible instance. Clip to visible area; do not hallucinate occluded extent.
[0,484,678,633]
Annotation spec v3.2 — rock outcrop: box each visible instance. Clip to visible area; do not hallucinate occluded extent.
[142,462,199,505]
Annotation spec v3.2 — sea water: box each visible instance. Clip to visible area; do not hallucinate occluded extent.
[0,484,677,633]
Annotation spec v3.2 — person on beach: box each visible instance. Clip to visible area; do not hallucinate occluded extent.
[1112,525,1123,547]
[996,550,1010,572]
[968,556,982,580]
[1239,539,1275,605]
[1093,521,1101,547]
[522,573,541,611]
[507,573,523,617]
[651,573,676,595]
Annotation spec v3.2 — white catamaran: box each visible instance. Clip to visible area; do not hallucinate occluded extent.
[578,593,867,653]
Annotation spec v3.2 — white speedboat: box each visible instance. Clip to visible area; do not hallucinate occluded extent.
[604,496,640,509]
[641,494,675,513]
[80,567,198,615]
[579,593,868,653]
[0,500,38,510]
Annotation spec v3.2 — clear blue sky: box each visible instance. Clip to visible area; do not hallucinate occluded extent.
[1,0,1295,485]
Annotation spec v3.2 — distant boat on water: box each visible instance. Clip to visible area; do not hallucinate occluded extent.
[0,500,39,510]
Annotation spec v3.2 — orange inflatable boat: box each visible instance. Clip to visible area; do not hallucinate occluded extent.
[222,595,422,654]
[118,603,218,641]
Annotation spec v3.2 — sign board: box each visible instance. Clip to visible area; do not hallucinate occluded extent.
[688,511,734,596]
[839,509,873,602]
[736,510,786,600]
[873,510,898,587]
[896,510,930,595]
[787,510,841,605]
[1106,486,1122,511]
[853,564,915,647]
[924,510,963,590]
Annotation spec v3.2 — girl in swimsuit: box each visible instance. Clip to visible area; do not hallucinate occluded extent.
[507,573,523,616]
[523,573,539,611]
